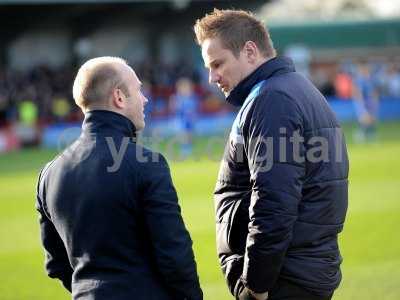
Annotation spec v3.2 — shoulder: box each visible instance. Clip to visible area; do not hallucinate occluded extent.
[252,83,303,120]
[127,143,171,181]
[134,147,175,194]
[37,153,62,186]
[239,84,305,138]
[36,156,59,202]
[128,143,169,167]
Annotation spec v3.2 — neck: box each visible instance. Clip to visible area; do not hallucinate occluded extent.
[237,55,273,88]
[243,56,273,81]
[254,56,273,71]
[85,104,122,116]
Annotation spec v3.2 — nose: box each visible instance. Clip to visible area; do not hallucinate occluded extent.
[209,69,220,84]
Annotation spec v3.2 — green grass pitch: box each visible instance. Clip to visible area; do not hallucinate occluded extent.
[0,122,399,299]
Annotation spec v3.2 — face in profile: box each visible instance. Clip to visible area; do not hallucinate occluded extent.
[201,37,250,97]
[120,66,148,131]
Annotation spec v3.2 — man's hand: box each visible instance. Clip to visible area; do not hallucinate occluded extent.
[248,289,268,300]
[237,287,255,300]
[235,277,268,300]
[237,286,268,300]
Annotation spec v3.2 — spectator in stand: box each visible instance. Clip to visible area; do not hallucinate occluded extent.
[352,62,379,142]
[334,68,353,100]
[17,98,39,146]
[0,85,9,127]
[170,77,199,157]
[385,64,400,98]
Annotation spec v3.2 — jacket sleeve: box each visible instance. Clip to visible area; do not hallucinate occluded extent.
[139,152,203,300]
[36,167,73,292]
[241,91,305,293]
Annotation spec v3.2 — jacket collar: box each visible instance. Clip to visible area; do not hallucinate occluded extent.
[226,56,296,107]
[82,110,137,138]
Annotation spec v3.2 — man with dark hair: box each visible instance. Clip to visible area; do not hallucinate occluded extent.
[36,57,203,300]
[194,9,348,300]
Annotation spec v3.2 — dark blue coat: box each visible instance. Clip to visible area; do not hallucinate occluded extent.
[36,110,203,300]
[214,57,349,297]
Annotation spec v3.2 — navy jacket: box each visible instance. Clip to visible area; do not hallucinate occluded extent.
[36,110,203,300]
[214,57,349,297]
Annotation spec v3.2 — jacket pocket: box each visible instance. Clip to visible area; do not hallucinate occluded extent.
[216,199,243,256]
[221,255,244,297]
[72,279,102,299]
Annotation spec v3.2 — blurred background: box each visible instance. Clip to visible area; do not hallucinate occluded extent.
[0,0,399,299]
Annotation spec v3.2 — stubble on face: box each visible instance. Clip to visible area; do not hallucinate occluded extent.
[119,65,146,131]
[201,37,248,97]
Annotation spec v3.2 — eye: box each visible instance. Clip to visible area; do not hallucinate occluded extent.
[213,62,221,69]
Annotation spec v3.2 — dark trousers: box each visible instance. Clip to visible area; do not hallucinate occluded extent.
[268,279,333,300]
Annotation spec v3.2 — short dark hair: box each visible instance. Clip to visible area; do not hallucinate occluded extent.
[194,9,276,58]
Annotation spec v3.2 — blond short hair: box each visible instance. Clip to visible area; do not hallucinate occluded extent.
[72,56,129,109]
[194,9,276,58]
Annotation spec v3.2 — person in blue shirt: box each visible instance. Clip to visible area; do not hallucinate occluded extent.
[171,77,198,157]
[352,62,379,142]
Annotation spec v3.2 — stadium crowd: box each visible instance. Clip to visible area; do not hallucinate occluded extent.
[0,58,400,150]
[0,60,228,127]
[1,59,400,125]
[311,60,400,100]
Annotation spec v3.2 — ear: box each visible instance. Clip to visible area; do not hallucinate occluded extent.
[111,88,125,109]
[243,41,258,63]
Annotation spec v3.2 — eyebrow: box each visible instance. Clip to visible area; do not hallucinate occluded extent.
[205,59,220,69]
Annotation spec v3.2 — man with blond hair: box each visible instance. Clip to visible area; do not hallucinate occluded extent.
[194,9,348,300]
[36,57,203,300]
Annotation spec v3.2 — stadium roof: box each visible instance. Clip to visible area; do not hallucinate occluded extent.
[269,18,400,50]
[0,0,187,5]
[258,0,400,22]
